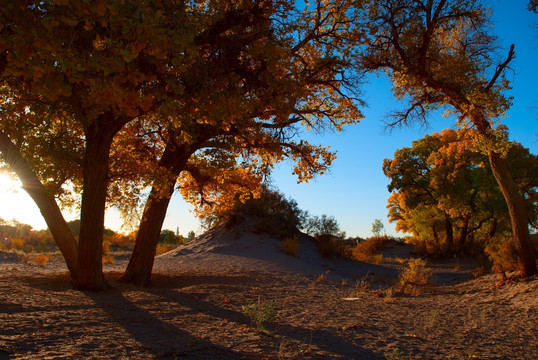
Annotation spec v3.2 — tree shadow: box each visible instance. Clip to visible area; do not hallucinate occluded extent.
[144,275,381,359]
[84,288,247,359]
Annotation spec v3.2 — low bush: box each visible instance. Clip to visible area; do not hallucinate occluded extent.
[314,234,352,258]
[283,235,299,257]
[352,235,393,262]
[156,244,176,255]
[241,297,276,332]
[393,258,433,296]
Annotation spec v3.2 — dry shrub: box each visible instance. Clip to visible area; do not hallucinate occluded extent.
[32,254,50,266]
[10,238,33,253]
[393,258,433,296]
[102,253,115,264]
[352,235,392,262]
[22,253,50,266]
[485,240,519,280]
[314,234,351,258]
[283,235,299,257]
[156,244,176,255]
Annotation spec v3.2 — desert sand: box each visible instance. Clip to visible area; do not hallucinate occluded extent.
[1,223,537,359]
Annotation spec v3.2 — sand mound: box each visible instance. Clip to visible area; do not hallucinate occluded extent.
[156,221,397,282]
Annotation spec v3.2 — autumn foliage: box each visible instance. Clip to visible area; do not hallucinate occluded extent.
[384,129,537,270]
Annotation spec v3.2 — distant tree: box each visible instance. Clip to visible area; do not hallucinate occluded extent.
[356,0,537,276]
[159,230,176,245]
[186,231,196,242]
[305,214,344,238]
[371,219,385,237]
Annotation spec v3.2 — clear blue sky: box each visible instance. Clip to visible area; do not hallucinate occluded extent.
[0,0,536,237]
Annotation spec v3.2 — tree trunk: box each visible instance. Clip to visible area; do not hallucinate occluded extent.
[0,131,78,278]
[119,172,178,286]
[73,113,123,291]
[444,214,454,246]
[119,144,192,286]
[488,151,536,277]
[456,217,470,254]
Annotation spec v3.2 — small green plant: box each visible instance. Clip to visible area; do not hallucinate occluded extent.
[384,347,409,360]
[241,297,276,332]
[283,235,299,257]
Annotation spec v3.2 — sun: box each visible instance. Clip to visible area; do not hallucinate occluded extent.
[0,172,20,194]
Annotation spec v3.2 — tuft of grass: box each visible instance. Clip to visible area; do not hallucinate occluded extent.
[241,296,276,332]
[353,273,372,295]
[283,235,299,257]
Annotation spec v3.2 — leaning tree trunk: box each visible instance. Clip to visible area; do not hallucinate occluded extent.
[469,112,536,277]
[119,173,178,286]
[120,144,192,286]
[488,150,536,277]
[0,131,78,278]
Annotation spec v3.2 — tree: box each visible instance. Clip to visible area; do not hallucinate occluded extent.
[356,0,537,276]
[305,214,344,238]
[116,0,363,286]
[371,219,385,237]
[1,0,363,289]
[0,0,224,290]
[384,129,537,256]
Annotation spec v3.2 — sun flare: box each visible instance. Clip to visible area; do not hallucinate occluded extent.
[0,173,20,194]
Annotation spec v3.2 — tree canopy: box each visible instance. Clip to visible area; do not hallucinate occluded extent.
[0,0,364,289]
[384,129,537,258]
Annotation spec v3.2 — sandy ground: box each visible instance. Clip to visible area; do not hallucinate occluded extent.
[1,224,537,359]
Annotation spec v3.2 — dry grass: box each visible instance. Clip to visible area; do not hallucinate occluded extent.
[156,244,176,255]
[283,235,300,257]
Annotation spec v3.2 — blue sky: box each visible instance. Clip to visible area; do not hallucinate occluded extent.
[0,0,536,237]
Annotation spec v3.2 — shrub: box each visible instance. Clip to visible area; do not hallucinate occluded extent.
[32,254,50,266]
[485,238,519,279]
[10,238,33,253]
[223,187,306,239]
[156,244,176,255]
[393,258,433,296]
[241,297,276,332]
[283,235,299,257]
[22,253,51,266]
[314,234,351,258]
[352,235,392,262]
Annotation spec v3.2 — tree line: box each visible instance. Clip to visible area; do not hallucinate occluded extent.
[0,0,536,290]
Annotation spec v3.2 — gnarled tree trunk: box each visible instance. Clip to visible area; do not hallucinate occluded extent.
[0,131,78,278]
